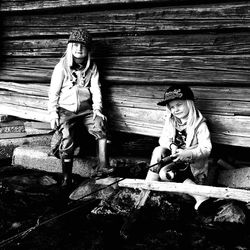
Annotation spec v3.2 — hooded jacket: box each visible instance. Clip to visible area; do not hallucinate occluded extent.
[48,55,102,121]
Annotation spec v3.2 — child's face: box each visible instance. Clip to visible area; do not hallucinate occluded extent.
[72,42,88,59]
[168,99,189,121]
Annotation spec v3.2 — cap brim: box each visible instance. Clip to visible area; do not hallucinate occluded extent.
[157,100,169,106]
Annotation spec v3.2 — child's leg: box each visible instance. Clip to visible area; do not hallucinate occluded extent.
[59,121,76,187]
[58,109,77,187]
[84,112,113,175]
[159,162,177,181]
[146,146,170,181]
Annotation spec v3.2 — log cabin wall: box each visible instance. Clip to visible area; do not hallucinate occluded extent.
[0,0,250,148]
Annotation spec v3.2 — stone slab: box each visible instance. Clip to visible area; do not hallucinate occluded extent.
[0,134,52,159]
[12,145,97,177]
[217,167,250,189]
[12,145,150,178]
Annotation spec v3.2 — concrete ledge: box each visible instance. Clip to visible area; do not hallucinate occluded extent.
[12,145,150,178]
[12,145,97,177]
[0,134,52,159]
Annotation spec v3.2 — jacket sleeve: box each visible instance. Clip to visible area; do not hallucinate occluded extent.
[48,63,64,121]
[90,64,103,112]
[189,122,212,161]
[158,116,174,149]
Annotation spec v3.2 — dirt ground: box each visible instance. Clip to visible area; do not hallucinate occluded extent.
[0,165,250,250]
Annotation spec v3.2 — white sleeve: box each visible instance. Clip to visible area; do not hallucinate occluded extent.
[90,64,103,112]
[48,63,64,120]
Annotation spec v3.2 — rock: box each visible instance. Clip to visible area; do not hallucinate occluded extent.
[214,202,246,224]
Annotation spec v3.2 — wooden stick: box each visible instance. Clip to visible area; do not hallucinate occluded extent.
[120,179,250,203]
[96,178,250,203]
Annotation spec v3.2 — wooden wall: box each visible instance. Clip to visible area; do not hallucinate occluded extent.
[0,0,250,147]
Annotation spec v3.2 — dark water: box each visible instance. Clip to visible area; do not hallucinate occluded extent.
[0,165,250,250]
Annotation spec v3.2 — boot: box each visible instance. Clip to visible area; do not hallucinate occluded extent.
[96,138,113,176]
[61,157,73,187]
[183,178,208,210]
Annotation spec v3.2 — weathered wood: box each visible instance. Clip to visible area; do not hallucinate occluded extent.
[1,83,250,146]
[0,91,48,109]
[3,33,250,57]
[1,0,250,152]
[0,0,187,12]
[0,82,49,96]
[1,55,250,84]
[2,3,250,36]
[0,103,50,122]
[96,178,250,203]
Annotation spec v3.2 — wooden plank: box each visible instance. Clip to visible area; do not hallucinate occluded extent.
[3,32,250,57]
[1,99,250,146]
[0,91,48,109]
[1,55,250,84]
[108,106,250,137]
[0,103,50,123]
[96,178,250,203]
[2,82,250,103]
[2,3,250,37]
[0,0,186,12]
[0,82,49,96]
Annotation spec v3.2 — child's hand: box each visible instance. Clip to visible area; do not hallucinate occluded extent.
[171,149,192,162]
[50,118,59,130]
[93,110,106,120]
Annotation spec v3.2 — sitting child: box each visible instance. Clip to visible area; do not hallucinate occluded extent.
[146,84,212,210]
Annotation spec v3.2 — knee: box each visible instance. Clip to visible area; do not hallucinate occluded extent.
[159,166,174,181]
[151,146,169,162]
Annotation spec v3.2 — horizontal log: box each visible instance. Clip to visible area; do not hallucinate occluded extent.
[3,32,250,57]
[96,178,250,203]
[106,96,250,116]
[2,82,250,102]
[0,91,48,108]
[0,103,50,123]
[0,0,187,12]
[0,81,49,96]
[2,83,250,116]
[2,3,250,37]
[109,105,250,136]
[1,83,250,146]
[1,55,250,85]
[4,89,250,138]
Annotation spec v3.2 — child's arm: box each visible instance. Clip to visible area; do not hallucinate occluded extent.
[89,64,103,117]
[48,63,64,128]
[172,122,211,163]
[158,115,175,150]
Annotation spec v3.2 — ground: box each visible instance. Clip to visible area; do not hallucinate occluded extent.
[0,165,250,250]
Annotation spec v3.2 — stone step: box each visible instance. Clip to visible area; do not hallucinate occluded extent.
[12,145,149,178]
[0,134,52,159]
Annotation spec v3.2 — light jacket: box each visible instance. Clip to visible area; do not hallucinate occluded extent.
[159,110,212,180]
[48,55,102,121]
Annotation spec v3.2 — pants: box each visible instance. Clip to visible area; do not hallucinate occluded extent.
[149,146,195,183]
[58,107,107,158]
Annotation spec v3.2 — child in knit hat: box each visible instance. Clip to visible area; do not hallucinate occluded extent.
[48,28,113,187]
[146,84,213,210]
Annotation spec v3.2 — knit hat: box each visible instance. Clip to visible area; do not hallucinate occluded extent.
[68,28,92,49]
[157,85,194,106]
